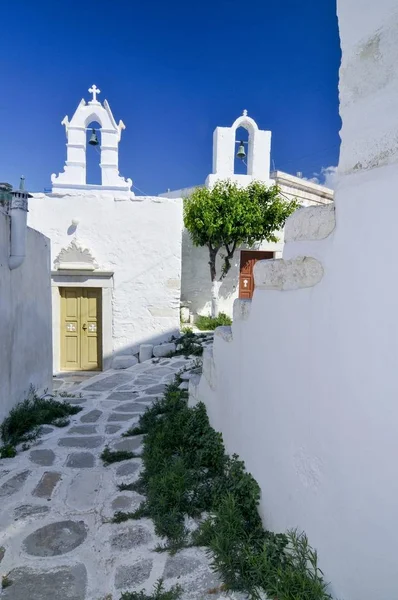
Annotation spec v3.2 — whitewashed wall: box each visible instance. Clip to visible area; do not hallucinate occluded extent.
[195,2,398,598]
[181,231,283,316]
[0,209,52,420]
[28,192,182,369]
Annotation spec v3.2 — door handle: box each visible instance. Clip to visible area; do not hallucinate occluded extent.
[82,323,87,331]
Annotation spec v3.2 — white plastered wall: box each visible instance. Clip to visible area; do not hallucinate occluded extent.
[195,2,398,598]
[28,192,182,372]
[0,210,52,419]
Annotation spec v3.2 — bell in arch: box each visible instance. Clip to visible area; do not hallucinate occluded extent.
[236,141,246,160]
[89,128,99,146]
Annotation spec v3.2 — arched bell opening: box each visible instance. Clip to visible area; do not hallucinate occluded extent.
[85,121,102,185]
[234,126,249,175]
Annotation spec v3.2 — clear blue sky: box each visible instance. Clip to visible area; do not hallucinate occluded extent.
[0,0,341,195]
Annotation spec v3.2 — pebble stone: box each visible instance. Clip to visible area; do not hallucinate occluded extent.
[115,402,147,413]
[0,470,30,497]
[105,424,121,434]
[107,391,140,401]
[80,409,102,423]
[29,449,55,466]
[58,436,104,449]
[23,520,88,557]
[115,558,153,589]
[107,413,138,422]
[83,373,132,391]
[111,524,152,550]
[1,564,87,600]
[14,504,50,519]
[32,472,62,499]
[115,461,140,477]
[68,425,98,435]
[111,495,133,511]
[163,552,202,579]
[112,436,144,453]
[66,452,95,468]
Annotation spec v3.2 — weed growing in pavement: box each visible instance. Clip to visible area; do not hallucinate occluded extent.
[120,578,182,600]
[56,391,83,398]
[101,447,139,465]
[0,387,82,449]
[111,377,331,600]
[0,444,17,459]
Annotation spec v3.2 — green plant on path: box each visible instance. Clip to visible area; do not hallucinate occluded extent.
[195,312,232,331]
[0,444,17,459]
[112,378,331,600]
[101,447,139,465]
[0,387,82,449]
[120,578,182,600]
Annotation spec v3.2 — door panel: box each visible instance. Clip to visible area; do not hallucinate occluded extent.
[239,251,274,299]
[60,288,102,371]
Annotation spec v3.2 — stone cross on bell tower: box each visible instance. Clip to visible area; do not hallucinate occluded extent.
[88,84,101,104]
[51,85,132,196]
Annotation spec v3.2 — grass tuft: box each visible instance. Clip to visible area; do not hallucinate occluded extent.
[122,426,145,437]
[101,447,139,465]
[1,575,12,589]
[195,312,231,331]
[0,444,17,459]
[120,578,182,600]
[0,387,82,448]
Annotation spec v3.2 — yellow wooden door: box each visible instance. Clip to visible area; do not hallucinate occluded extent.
[60,288,102,371]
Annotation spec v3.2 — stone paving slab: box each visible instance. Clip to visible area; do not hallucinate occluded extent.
[58,436,104,449]
[30,449,55,466]
[0,349,225,599]
[2,564,87,600]
[32,471,62,499]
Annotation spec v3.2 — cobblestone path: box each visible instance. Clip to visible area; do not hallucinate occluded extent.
[0,354,234,600]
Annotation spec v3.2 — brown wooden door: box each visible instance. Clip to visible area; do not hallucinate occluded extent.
[239,251,274,299]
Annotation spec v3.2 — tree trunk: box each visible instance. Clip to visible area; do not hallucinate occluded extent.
[208,245,220,318]
[211,280,222,318]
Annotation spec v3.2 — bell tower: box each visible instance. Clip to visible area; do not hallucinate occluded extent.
[51,85,133,196]
[205,110,272,188]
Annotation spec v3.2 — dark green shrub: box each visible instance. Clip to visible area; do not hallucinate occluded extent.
[195,312,232,331]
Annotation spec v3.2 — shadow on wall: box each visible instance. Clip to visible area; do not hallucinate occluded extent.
[181,228,238,316]
[59,327,201,376]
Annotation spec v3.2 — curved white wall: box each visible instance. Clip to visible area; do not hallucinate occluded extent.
[196,2,398,598]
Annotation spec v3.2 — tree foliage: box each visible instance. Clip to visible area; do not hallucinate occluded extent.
[183,180,298,282]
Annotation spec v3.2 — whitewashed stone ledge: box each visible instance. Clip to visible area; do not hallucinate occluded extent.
[233,299,252,322]
[285,204,336,242]
[254,256,323,291]
[112,356,138,369]
[188,374,201,407]
[203,347,217,391]
[153,342,176,358]
[214,326,233,343]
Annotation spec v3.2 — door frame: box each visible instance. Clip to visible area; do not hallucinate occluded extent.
[60,287,103,372]
[51,270,113,373]
[239,250,274,299]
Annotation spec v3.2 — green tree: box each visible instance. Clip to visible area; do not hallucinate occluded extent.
[184,180,297,316]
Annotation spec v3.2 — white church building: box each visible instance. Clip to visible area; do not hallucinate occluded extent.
[162,110,333,317]
[28,86,182,373]
[28,86,333,374]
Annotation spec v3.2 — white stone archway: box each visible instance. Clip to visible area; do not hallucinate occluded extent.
[206,110,272,188]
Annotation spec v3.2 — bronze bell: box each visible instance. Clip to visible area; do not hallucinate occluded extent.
[236,141,246,160]
[89,128,99,146]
